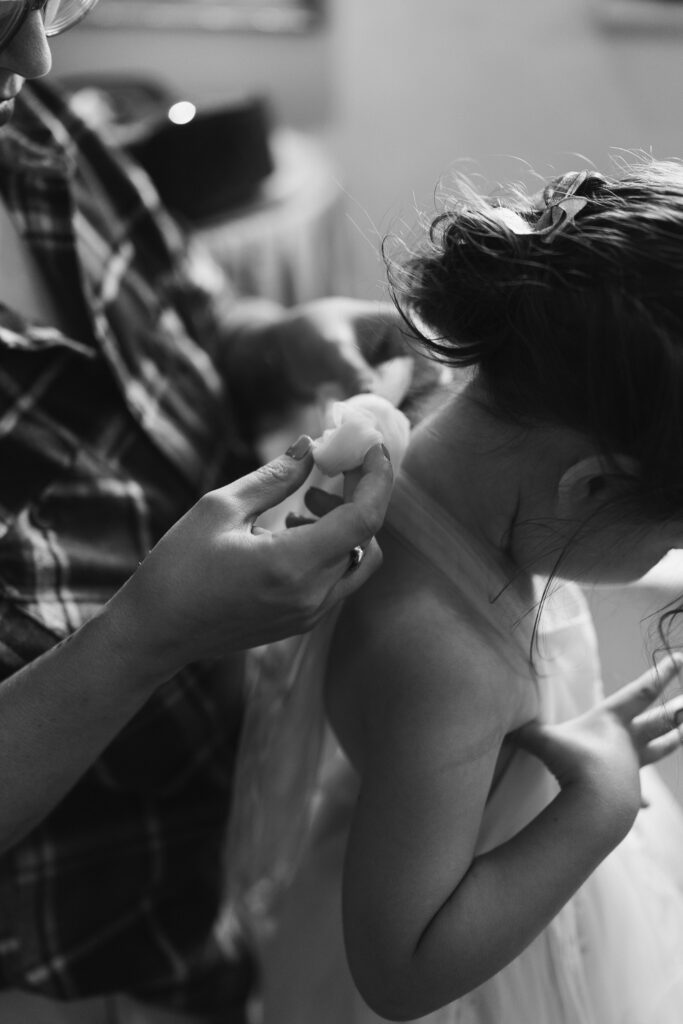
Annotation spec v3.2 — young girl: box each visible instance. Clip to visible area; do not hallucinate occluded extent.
[233,159,683,1024]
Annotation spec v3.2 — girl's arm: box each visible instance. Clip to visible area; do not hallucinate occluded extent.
[335,595,682,1021]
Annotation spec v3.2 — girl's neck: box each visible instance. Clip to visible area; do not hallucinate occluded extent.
[401,378,587,578]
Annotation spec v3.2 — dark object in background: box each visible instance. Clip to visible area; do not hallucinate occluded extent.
[59,75,275,224]
[127,98,274,223]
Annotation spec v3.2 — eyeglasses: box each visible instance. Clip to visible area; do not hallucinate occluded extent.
[0,0,99,52]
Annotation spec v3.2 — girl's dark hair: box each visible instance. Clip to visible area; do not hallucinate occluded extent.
[387,157,683,525]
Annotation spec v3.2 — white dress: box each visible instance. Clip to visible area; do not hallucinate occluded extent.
[227,470,683,1024]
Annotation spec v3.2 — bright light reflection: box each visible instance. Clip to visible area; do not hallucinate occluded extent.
[168,101,197,125]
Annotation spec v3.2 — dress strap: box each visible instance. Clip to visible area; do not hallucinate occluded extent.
[386,471,540,645]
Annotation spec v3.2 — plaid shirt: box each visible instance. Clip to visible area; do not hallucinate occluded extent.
[0,82,254,1018]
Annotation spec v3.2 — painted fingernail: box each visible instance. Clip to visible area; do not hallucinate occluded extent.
[285,435,313,460]
[285,512,315,528]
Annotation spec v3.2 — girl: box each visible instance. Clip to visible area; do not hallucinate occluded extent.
[236,159,683,1024]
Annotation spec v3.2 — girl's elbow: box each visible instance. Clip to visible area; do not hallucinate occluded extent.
[356,984,422,1022]
[349,955,416,1020]
[351,954,475,1021]
[352,965,456,1022]
[345,917,473,1018]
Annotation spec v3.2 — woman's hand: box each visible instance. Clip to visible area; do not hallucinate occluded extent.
[103,437,393,684]
[514,655,683,832]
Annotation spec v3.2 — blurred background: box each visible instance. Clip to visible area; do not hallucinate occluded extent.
[52,0,683,294]
[52,0,683,797]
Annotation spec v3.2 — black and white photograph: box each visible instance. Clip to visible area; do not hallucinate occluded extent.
[0,1,681,1022]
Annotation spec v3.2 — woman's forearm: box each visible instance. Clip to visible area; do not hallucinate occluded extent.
[0,434,394,853]
[0,607,164,853]
[363,784,630,1021]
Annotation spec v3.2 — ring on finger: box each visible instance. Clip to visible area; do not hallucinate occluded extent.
[348,545,365,571]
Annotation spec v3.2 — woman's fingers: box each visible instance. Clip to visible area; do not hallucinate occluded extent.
[316,536,384,608]
[226,436,316,523]
[275,522,384,626]
[605,654,683,722]
[266,441,392,623]
[297,443,393,570]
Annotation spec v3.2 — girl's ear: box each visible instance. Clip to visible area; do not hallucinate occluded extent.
[556,454,639,517]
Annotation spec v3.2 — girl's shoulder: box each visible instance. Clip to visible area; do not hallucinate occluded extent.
[325,530,536,774]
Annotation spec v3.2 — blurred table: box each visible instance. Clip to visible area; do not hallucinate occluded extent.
[193,129,350,305]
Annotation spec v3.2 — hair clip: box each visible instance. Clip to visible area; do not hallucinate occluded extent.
[492,170,602,243]
[534,170,593,243]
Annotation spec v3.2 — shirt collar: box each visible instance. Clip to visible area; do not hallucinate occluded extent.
[0,83,77,179]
